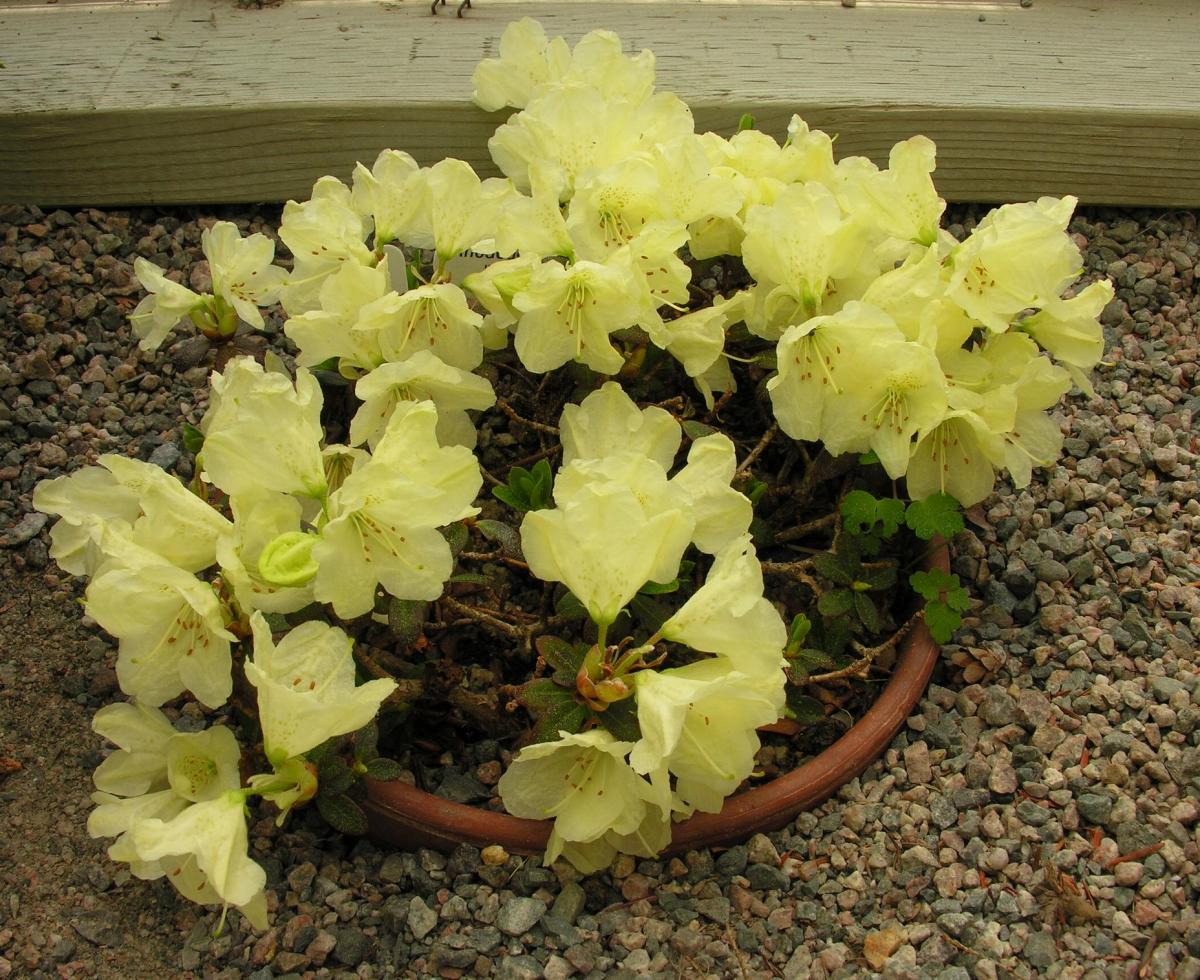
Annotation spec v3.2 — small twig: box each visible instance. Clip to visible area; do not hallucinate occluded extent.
[504,443,562,473]
[735,421,778,477]
[702,388,735,422]
[761,559,822,594]
[807,610,923,685]
[477,462,505,488]
[353,647,425,707]
[725,921,750,980]
[1135,922,1170,979]
[489,357,539,392]
[440,596,526,639]
[774,511,838,544]
[1104,841,1164,869]
[496,396,558,435]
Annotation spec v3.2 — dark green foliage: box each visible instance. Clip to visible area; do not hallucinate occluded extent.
[317,793,368,835]
[904,493,964,541]
[492,459,553,512]
[910,568,970,643]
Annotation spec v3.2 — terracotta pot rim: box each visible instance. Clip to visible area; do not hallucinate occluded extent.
[363,538,948,856]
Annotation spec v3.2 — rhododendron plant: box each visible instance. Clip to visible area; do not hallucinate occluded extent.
[38,16,1110,929]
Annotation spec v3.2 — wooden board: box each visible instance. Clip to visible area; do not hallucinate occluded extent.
[1,0,1197,207]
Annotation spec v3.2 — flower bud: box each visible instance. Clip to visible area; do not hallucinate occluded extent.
[258,530,320,587]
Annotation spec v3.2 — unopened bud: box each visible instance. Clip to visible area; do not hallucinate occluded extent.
[258,531,319,587]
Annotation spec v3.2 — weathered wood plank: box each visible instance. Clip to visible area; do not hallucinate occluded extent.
[2,0,1197,206]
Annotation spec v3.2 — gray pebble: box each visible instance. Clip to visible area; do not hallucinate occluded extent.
[496,897,546,937]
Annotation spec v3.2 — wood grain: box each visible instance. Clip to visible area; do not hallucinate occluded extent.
[2,0,1196,206]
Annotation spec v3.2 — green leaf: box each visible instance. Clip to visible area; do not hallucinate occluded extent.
[788,646,835,675]
[554,590,589,621]
[737,113,756,132]
[475,519,522,558]
[261,611,289,633]
[859,566,898,591]
[875,498,906,537]
[817,589,853,617]
[597,697,641,741]
[909,569,968,642]
[840,490,904,537]
[447,572,490,586]
[813,552,855,586]
[387,598,428,648]
[682,420,716,440]
[857,532,883,557]
[630,593,671,633]
[745,479,768,509]
[364,757,406,781]
[520,678,573,711]
[905,493,964,541]
[536,635,585,675]
[812,616,851,658]
[786,613,812,651]
[923,601,962,644]
[354,722,379,762]
[909,569,967,607]
[306,738,336,766]
[527,458,554,509]
[308,356,341,374]
[181,422,204,454]
[786,690,825,724]
[317,793,368,835]
[638,578,681,595]
[857,450,880,466]
[853,591,881,632]
[441,521,469,557]
[491,485,525,510]
[533,699,589,743]
[492,460,554,512]
[317,758,354,797]
[840,490,879,535]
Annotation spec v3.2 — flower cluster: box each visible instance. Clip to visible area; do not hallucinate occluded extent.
[36,16,1110,925]
[503,389,786,869]
[35,359,478,923]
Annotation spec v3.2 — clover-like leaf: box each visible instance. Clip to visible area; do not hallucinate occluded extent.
[905,493,964,541]
[840,489,905,537]
[923,602,961,643]
[910,568,969,643]
[910,569,968,610]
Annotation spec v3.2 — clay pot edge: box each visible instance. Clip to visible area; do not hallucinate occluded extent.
[362,536,949,856]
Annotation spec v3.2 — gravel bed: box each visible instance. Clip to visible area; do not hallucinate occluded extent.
[0,202,1198,980]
